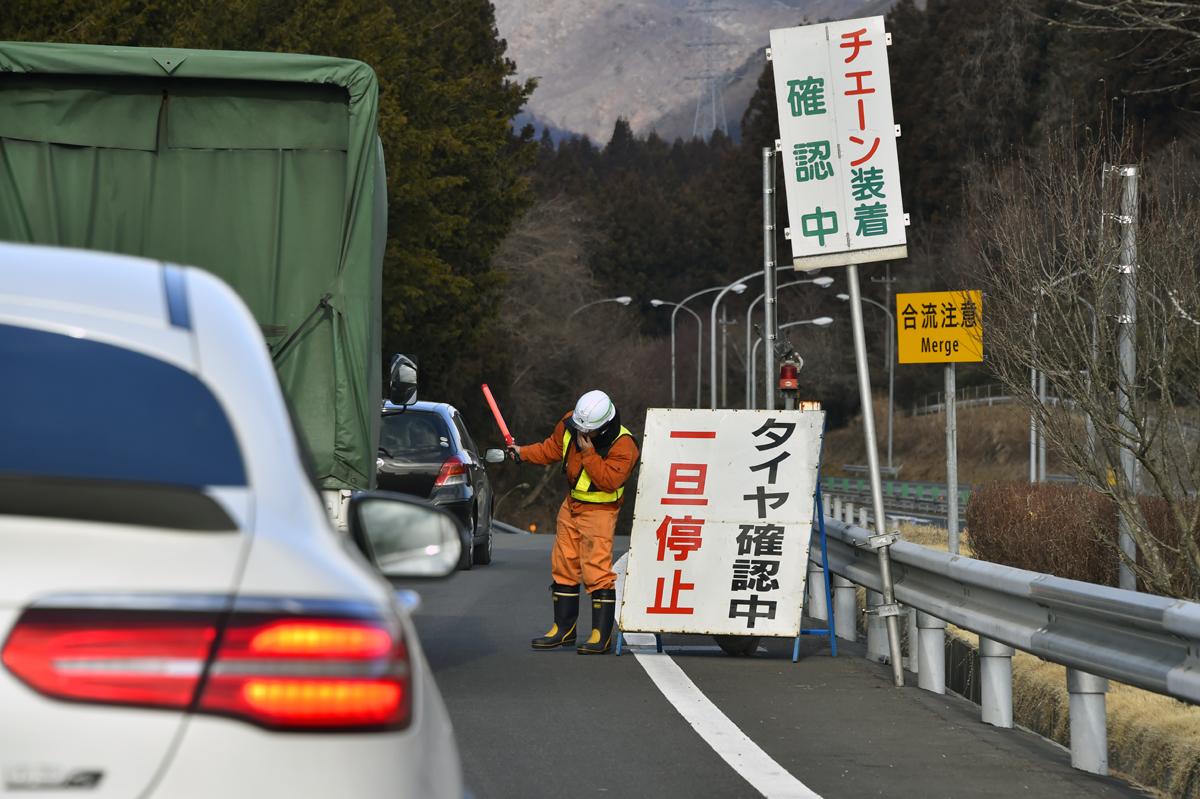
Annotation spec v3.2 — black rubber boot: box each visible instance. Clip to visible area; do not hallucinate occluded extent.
[531,584,579,649]
[577,589,616,654]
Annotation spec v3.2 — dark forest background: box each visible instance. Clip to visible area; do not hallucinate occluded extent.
[4,0,1199,529]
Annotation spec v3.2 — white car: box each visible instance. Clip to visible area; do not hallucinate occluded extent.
[0,243,464,798]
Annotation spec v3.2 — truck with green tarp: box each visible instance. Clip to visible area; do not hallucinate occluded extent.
[0,42,387,523]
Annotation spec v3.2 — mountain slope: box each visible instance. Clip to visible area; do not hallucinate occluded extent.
[494,0,896,142]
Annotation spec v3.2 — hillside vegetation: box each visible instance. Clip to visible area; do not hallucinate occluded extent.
[820,402,1062,484]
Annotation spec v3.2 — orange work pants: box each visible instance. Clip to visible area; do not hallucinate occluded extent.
[551,498,618,592]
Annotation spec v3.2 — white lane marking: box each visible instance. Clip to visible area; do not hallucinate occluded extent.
[633,651,822,799]
[613,552,821,799]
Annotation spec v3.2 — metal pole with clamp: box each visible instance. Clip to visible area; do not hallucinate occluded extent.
[846,264,905,686]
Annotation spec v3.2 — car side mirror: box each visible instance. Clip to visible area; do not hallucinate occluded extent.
[484,448,506,464]
[388,353,418,406]
[348,492,462,579]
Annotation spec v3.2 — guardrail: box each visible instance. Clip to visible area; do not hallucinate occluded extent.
[808,498,1200,776]
[820,474,1079,523]
[492,520,531,535]
[911,382,1085,418]
[911,382,1015,416]
[820,475,970,521]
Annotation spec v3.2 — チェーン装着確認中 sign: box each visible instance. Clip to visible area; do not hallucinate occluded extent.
[620,408,824,638]
[770,16,907,269]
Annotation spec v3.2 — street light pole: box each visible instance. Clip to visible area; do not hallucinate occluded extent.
[745,276,833,408]
[720,307,731,406]
[651,299,702,409]
[1029,361,1038,484]
[711,269,766,409]
[1038,370,1048,481]
[837,292,895,470]
[1076,297,1099,469]
[1029,270,1088,484]
[662,284,746,408]
[569,295,633,319]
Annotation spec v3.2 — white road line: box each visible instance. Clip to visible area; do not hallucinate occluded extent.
[632,650,822,799]
[613,552,822,799]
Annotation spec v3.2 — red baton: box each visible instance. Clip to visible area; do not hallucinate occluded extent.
[481,383,514,446]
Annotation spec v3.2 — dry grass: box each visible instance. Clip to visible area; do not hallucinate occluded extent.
[894,529,1200,799]
[945,626,1200,799]
[899,522,952,550]
[822,402,1055,483]
[830,416,1200,795]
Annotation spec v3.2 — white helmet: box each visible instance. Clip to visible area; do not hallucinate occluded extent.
[572,389,616,433]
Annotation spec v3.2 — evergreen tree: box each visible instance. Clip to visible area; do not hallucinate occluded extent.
[1,0,536,402]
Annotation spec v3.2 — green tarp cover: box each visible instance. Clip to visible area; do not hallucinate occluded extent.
[0,42,386,491]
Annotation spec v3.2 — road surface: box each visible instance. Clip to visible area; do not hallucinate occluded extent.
[413,534,1149,799]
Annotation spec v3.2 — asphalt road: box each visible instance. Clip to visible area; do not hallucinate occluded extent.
[412,533,1150,799]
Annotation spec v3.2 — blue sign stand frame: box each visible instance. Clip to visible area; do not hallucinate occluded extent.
[792,477,837,661]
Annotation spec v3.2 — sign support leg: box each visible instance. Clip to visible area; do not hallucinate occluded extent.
[818,490,836,658]
[846,264,905,686]
[794,478,837,661]
[614,629,662,657]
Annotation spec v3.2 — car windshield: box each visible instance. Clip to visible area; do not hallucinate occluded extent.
[0,323,246,488]
[380,411,451,457]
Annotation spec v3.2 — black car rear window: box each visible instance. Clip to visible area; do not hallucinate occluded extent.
[0,323,247,488]
[380,411,452,458]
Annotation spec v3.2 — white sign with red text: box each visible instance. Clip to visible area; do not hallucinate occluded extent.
[770,16,907,267]
[620,408,825,638]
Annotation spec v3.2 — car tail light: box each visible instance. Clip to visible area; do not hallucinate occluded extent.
[199,616,409,729]
[2,609,410,731]
[434,453,470,487]
[0,609,215,709]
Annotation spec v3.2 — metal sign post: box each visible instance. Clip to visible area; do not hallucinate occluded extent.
[763,147,778,411]
[945,363,959,554]
[768,15,910,685]
[895,288,984,557]
[847,265,905,685]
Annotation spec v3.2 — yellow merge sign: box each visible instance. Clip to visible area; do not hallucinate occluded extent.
[895,290,983,364]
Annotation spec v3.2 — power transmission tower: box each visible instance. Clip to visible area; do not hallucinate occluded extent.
[685,0,735,140]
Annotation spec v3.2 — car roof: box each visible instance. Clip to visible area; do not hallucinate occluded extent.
[382,400,456,416]
[0,242,174,327]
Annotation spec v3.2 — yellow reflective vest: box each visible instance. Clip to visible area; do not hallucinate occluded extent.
[561,426,633,503]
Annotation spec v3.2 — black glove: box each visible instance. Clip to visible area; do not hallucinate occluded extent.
[507,444,522,463]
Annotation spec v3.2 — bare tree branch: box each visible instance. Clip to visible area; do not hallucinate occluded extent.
[1059,0,1200,93]
[965,127,1200,597]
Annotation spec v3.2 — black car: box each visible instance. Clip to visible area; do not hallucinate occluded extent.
[377,401,503,569]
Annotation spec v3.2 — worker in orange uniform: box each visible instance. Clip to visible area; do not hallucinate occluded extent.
[508,390,639,654]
